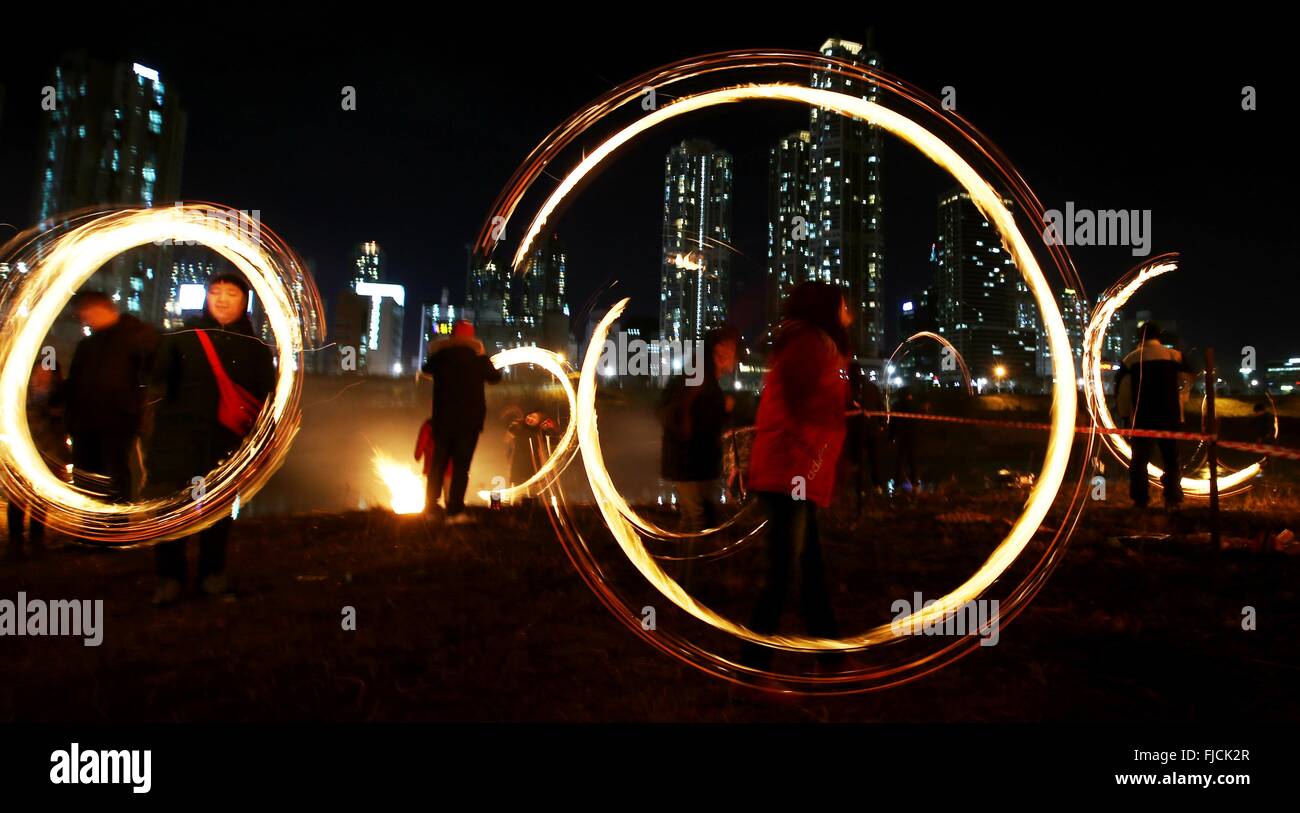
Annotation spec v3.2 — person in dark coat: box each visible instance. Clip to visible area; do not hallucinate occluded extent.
[890,385,921,493]
[144,273,276,605]
[659,324,741,531]
[843,362,886,508]
[1251,402,1275,445]
[421,320,502,524]
[1115,322,1194,508]
[5,361,68,560]
[63,291,160,504]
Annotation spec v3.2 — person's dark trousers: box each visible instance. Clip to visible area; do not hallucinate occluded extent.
[1129,437,1183,507]
[7,501,24,550]
[863,428,884,490]
[6,501,46,551]
[427,430,480,515]
[741,492,839,671]
[71,431,135,502]
[156,517,232,583]
[672,481,718,591]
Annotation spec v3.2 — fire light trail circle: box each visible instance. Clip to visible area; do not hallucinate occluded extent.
[556,84,1077,650]
[474,346,580,503]
[1082,253,1262,497]
[484,52,1093,691]
[883,331,976,417]
[0,205,323,546]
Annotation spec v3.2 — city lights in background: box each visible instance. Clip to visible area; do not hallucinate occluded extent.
[491,61,1082,691]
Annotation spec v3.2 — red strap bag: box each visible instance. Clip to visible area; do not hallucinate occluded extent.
[195,329,264,437]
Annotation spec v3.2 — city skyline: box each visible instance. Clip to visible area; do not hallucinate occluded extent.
[1,24,1294,371]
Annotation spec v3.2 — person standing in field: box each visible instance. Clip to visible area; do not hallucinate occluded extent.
[420,320,502,524]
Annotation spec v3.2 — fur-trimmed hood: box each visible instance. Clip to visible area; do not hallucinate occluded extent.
[428,334,486,356]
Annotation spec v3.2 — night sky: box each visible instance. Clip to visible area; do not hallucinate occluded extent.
[1,16,1294,365]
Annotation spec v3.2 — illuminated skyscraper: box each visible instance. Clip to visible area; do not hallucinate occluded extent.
[32,54,186,321]
[1036,287,1089,383]
[660,139,733,343]
[766,130,814,336]
[333,241,405,376]
[807,35,885,358]
[419,288,459,368]
[933,189,1037,388]
[465,251,512,333]
[520,232,570,351]
[353,241,382,284]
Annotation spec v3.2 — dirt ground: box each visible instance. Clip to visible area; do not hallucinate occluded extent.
[1,488,1297,723]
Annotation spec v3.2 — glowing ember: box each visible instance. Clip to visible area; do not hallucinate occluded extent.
[372,451,426,515]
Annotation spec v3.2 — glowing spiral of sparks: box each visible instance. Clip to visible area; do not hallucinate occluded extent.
[0,205,324,546]
[471,345,758,545]
[1083,253,1262,496]
[474,346,579,503]
[884,331,976,408]
[480,51,1093,691]
[535,84,1076,647]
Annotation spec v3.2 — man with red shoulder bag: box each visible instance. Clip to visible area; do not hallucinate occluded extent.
[144,273,275,606]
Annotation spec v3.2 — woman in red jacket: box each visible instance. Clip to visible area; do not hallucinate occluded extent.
[741,281,852,671]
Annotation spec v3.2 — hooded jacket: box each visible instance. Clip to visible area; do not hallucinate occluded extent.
[1115,339,1194,430]
[421,335,503,434]
[746,320,849,508]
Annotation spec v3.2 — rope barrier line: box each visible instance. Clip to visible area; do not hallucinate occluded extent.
[723,410,1300,461]
[1216,440,1300,461]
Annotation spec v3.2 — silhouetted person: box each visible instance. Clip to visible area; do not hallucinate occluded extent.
[145,274,275,605]
[421,320,502,524]
[1252,402,1274,445]
[843,362,886,508]
[64,291,159,504]
[659,325,741,531]
[415,418,455,508]
[1115,322,1193,508]
[741,282,851,672]
[891,386,922,493]
[5,362,67,560]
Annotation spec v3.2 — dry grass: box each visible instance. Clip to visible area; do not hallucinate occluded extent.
[1,488,1297,723]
